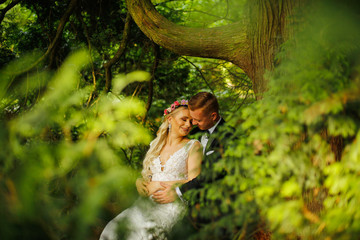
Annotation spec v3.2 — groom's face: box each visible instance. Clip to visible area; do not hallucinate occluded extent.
[189,107,216,131]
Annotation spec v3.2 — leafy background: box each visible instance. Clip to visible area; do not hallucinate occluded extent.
[1,0,359,239]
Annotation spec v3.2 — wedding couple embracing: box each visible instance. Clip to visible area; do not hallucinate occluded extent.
[100,92,231,239]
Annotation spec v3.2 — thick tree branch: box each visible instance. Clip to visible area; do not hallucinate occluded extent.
[126,0,251,72]
[104,12,132,92]
[160,8,236,22]
[126,0,302,98]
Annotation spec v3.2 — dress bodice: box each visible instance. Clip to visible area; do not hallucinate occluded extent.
[99,139,199,240]
[150,140,197,181]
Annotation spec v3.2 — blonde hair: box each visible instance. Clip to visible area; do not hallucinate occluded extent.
[141,106,187,181]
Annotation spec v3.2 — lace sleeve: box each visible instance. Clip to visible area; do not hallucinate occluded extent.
[185,139,201,154]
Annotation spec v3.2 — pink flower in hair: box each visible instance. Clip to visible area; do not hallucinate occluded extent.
[163,99,189,116]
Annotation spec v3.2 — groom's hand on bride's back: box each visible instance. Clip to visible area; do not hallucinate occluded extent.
[136,178,149,196]
[152,182,177,204]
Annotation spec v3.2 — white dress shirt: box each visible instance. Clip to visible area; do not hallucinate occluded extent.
[201,117,222,153]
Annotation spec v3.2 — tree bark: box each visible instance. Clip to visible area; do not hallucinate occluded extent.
[246,0,300,95]
[126,0,250,67]
[48,0,79,69]
[126,0,300,97]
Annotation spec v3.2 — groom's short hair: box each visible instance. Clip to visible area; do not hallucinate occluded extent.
[189,92,219,115]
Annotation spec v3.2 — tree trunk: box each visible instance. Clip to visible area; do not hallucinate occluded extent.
[126,0,301,98]
[48,0,79,69]
[142,43,159,125]
[246,0,301,96]
[104,12,132,92]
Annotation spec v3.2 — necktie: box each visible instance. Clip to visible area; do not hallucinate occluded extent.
[201,131,209,153]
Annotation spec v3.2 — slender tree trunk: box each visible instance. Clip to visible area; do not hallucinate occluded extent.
[142,43,159,124]
[76,9,98,105]
[48,0,79,69]
[104,12,132,92]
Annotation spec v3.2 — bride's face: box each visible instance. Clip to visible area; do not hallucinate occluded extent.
[168,108,193,136]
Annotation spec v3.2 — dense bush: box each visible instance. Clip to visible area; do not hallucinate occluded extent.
[193,2,360,239]
[1,1,359,240]
[0,50,151,239]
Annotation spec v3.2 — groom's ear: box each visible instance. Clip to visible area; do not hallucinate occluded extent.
[210,112,218,121]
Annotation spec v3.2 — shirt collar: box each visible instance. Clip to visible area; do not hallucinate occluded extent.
[208,117,222,134]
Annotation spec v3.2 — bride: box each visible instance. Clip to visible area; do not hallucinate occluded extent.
[100,99,202,240]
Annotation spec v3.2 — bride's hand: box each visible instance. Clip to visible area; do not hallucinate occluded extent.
[152,183,177,204]
[147,182,165,196]
[136,178,149,196]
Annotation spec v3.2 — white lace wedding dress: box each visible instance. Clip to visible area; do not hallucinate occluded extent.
[99,140,198,240]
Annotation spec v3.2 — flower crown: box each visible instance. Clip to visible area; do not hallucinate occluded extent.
[164,99,189,116]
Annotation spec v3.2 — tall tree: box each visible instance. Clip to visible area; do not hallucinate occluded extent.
[126,0,301,98]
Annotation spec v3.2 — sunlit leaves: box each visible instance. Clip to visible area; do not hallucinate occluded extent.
[0,50,151,239]
[327,116,356,137]
[154,0,246,27]
[267,200,303,234]
[280,178,301,198]
[0,50,44,101]
[215,1,360,239]
[321,130,360,237]
[112,71,151,95]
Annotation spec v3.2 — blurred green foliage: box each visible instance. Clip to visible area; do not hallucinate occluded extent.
[0,50,152,239]
[196,1,360,239]
[0,0,250,239]
[1,0,359,240]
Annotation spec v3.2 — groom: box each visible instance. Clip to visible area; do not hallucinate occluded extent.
[152,92,229,223]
